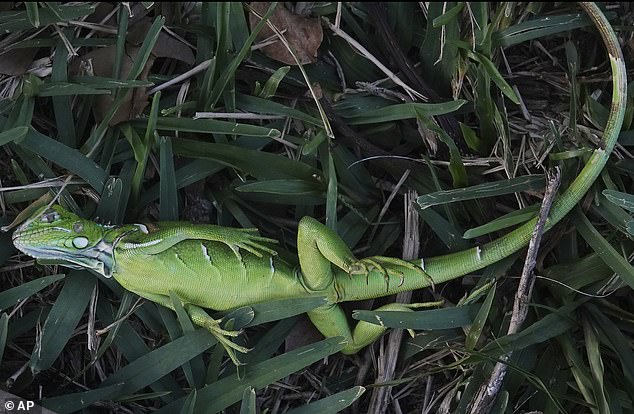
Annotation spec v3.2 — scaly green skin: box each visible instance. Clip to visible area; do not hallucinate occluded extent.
[10,3,626,363]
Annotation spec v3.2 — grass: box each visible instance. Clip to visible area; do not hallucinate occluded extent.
[0,2,633,413]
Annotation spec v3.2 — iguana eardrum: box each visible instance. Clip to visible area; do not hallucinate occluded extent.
[10,2,627,365]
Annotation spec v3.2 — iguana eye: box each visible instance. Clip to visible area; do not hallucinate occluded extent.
[73,222,83,233]
[72,237,89,249]
[41,210,59,223]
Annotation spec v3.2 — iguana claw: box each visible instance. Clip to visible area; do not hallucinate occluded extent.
[205,319,251,366]
[227,231,279,258]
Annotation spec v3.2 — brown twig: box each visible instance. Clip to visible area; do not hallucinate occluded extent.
[368,190,420,413]
[468,166,561,414]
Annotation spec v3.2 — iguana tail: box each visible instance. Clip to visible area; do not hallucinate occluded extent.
[334,2,626,302]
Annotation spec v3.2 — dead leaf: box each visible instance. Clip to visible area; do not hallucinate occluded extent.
[74,45,154,126]
[249,2,323,65]
[128,17,194,65]
[152,32,195,65]
[73,15,195,126]
[86,3,116,25]
[0,48,39,76]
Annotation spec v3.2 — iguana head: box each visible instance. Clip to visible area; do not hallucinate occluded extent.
[12,204,118,277]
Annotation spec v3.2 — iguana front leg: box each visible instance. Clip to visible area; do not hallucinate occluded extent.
[139,291,250,365]
[308,302,417,354]
[297,217,427,353]
[119,222,278,259]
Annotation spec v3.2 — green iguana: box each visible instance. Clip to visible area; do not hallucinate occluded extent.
[10,2,627,365]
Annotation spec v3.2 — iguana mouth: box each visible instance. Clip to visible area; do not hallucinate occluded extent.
[13,231,117,278]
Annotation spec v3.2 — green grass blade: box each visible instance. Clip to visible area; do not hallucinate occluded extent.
[0,218,17,266]
[159,136,178,220]
[341,101,466,125]
[0,313,8,365]
[37,82,111,97]
[127,17,165,81]
[100,328,215,393]
[83,16,164,148]
[178,390,197,414]
[467,51,520,104]
[235,93,322,126]
[0,274,65,311]
[582,317,610,414]
[558,335,596,407]
[228,2,249,52]
[95,178,125,224]
[130,92,161,201]
[494,12,609,47]
[433,3,464,28]
[416,175,545,210]
[465,282,496,350]
[587,304,634,388]
[52,37,76,148]
[240,387,256,414]
[96,302,182,397]
[171,138,320,180]
[168,292,206,389]
[324,147,338,230]
[416,206,470,250]
[235,179,324,196]
[24,2,40,27]
[285,386,366,414]
[417,114,467,187]
[42,383,126,414]
[603,189,634,212]
[7,306,51,341]
[463,204,539,239]
[113,4,129,79]
[95,291,135,360]
[154,336,346,414]
[223,297,328,328]
[419,2,458,95]
[206,2,278,109]
[574,209,634,290]
[0,4,95,33]
[242,317,297,365]
[258,66,290,99]
[70,76,152,88]
[592,194,632,237]
[19,128,108,192]
[30,271,96,372]
[480,302,579,355]
[139,159,223,206]
[138,117,281,138]
[0,126,28,146]
[353,304,479,330]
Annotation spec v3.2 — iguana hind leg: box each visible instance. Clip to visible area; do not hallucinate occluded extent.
[307,303,416,354]
[298,217,426,352]
[297,216,356,290]
[297,216,430,292]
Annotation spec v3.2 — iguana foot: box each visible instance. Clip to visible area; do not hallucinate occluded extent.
[348,256,435,292]
[186,303,252,365]
[204,318,251,366]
